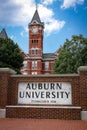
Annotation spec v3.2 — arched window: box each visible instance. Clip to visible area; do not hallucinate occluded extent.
[45,62,49,71]
[23,61,27,69]
[32,61,37,69]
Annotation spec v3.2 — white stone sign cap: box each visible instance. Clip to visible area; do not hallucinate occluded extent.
[78,66,87,72]
[0,68,16,74]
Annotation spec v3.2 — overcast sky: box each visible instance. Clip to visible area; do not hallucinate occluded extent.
[0,0,87,53]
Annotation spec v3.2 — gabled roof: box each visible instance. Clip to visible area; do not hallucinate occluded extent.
[43,53,56,60]
[0,28,8,39]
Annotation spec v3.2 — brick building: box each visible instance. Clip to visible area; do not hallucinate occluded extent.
[0,9,58,75]
[21,9,58,75]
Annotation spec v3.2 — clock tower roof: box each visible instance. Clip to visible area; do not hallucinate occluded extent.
[30,9,44,26]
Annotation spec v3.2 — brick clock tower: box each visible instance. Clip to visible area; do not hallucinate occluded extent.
[28,9,44,74]
[21,9,57,75]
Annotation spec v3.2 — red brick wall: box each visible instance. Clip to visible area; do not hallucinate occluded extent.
[78,67,87,110]
[7,74,80,106]
[0,68,16,108]
[6,106,81,120]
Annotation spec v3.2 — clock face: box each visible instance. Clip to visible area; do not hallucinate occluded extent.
[32,26,38,34]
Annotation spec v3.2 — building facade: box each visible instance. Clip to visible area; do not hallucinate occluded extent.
[21,9,57,75]
[0,9,58,75]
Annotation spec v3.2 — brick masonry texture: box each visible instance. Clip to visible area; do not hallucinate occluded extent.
[0,67,87,120]
[6,107,81,120]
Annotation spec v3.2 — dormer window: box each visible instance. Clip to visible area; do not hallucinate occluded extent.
[33,21,38,24]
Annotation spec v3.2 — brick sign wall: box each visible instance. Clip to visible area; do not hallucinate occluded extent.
[7,74,80,107]
[0,67,87,120]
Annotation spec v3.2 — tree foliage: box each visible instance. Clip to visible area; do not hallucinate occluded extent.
[54,35,87,74]
[0,38,24,73]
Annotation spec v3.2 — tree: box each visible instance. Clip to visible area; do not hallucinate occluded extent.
[0,38,24,74]
[54,35,87,74]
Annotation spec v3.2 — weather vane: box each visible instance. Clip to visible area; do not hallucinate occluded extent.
[35,0,38,10]
[36,3,38,10]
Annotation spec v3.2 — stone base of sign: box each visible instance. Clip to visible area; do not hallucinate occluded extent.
[6,106,81,120]
[0,109,6,118]
[81,111,87,120]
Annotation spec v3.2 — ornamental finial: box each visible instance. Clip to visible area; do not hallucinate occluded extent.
[36,3,38,10]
